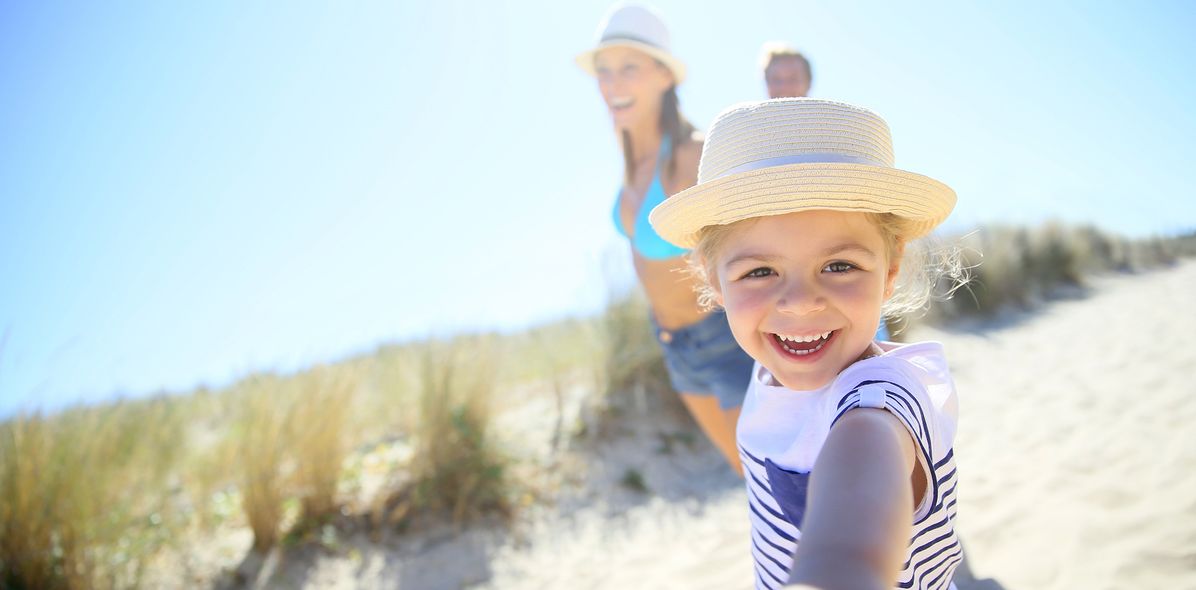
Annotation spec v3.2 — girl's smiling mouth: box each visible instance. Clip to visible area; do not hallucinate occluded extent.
[770,330,836,361]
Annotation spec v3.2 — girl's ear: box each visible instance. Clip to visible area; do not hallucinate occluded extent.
[883,241,905,300]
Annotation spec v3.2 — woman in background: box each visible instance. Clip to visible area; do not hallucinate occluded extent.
[576,3,754,474]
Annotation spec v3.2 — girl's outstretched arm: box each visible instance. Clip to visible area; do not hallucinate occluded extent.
[786,408,921,590]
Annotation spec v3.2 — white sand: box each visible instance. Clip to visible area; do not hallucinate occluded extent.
[937,260,1196,589]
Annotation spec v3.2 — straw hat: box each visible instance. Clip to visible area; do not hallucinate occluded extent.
[649,98,956,248]
[575,3,686,84]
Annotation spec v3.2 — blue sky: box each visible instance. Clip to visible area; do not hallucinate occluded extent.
[2,1,1194,415]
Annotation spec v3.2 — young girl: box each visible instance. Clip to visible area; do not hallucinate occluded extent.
[650,98,963,589]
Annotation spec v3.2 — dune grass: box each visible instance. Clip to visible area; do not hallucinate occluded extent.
[569,292,679,441]
[2,223,1193,588]
[927,224,1189,322]
[288,367,357,528]
[0,398,186,589]
[234,377,290,554]
[231,365,362,552]
[597,293,672,401]
[374,336,512,530]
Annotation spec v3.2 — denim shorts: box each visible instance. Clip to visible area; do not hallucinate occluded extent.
[651,309,756,410]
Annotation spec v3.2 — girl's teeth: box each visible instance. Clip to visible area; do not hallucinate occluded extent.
[774,330,834,356]
[779,331,832,343]
[779,339,826,356]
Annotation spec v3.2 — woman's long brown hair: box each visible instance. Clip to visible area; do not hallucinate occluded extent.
[621,84,695,185]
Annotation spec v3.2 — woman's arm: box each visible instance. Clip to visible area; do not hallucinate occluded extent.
[786,408,920,590]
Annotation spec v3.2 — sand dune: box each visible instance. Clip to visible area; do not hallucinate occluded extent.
[202,261,1196,589]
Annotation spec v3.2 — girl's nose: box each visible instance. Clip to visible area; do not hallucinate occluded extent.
[776,278,826,315]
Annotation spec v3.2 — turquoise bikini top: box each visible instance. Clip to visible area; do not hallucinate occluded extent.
[612,136,689,260]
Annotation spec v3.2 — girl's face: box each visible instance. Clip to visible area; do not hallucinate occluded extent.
[712,210,900,391]
[593,46,673,131]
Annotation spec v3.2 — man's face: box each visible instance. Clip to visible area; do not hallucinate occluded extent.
[765,56,811,99]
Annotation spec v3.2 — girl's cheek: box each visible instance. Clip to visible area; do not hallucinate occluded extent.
[719,283,743,312]
[832,273,879,294]
[725,284,772,315]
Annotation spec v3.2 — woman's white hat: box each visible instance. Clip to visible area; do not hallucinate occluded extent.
[649,98,956,248]
[575,3,686,84]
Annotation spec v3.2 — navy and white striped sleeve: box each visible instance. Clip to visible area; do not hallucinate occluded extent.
[828,361,947,521]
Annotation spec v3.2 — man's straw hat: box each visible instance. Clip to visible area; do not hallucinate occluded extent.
[575,4,686,84]
[649,98,956,248]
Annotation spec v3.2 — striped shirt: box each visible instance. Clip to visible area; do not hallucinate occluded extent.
[737,341,961,590]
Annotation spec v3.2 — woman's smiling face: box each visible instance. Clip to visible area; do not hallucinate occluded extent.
[712,210,900,391]
[593,46,673,131]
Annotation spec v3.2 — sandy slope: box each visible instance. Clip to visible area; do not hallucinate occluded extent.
[185,261,1196,589]
[939,260,1196,589]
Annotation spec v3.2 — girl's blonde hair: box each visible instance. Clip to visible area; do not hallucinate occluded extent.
[689,213,968,320]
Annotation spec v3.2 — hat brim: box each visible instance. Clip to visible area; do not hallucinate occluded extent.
[575,40,687,84]
[648,163,956,249]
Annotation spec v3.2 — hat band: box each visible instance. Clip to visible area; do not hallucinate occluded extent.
[713,153,882,181]
[599,33,667,51]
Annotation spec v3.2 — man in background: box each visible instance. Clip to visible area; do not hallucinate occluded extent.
[760,42,812,99]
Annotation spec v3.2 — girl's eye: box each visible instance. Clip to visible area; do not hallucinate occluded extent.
[823,262,856,273]
[740,267,775,280]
